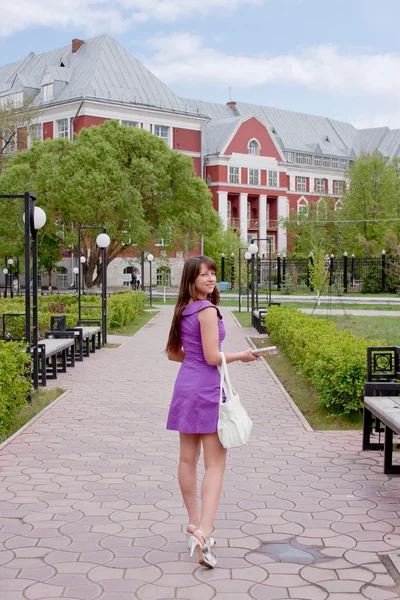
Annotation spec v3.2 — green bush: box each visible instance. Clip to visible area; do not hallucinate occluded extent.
[264,306,382,415]
[0,341,31,435]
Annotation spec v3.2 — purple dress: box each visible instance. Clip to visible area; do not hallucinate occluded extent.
[167,300,226,434]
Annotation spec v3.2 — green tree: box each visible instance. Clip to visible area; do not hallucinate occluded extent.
[309,243,329,304]
[0,120,221,287]
[0,95,40,171]
[204,227,243,284]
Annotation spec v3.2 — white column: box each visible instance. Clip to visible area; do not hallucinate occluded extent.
[309,176,315,195]
[259,194,267,257]
[328,178,333,195]
[277,196,289,253]
[217,191,229,230]
[289,174,296,191]
[239,192,248,243]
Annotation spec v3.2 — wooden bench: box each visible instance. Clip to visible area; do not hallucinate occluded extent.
[252,307,267,333]
[362,346,400,474]
[38,332,75,386]
[50,316,101,361]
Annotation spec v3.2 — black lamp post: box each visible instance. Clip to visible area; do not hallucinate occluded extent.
[244,250,251,312]
[147,252,154,307]
[78,226,110,346]
[248,241,259,314]
[3,265,8,298]
[221,253,225,282]
[0,192,46,389]
[7,258,14,299]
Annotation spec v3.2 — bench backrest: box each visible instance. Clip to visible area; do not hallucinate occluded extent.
[50,315,67,331]
[364,382,400,397]
[367,346,400,382]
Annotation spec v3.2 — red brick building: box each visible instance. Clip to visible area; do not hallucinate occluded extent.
[1,34,393,286]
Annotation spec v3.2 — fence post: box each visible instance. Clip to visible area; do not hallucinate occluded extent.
[282,256,286,284]
[382,250,386,293]
[307,253,314,290]
[343,251,348,293]
[351,254,355,286]
[329,254,334,287]
[277,255,281,289]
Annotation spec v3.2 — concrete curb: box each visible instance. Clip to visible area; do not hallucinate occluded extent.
[0,389,71,452]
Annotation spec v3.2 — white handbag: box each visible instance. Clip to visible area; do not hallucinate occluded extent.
[218,352,253,448]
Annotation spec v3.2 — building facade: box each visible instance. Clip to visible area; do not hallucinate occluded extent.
[1,35,398,286]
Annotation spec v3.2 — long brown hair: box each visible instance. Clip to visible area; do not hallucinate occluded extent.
[166,255,220,353]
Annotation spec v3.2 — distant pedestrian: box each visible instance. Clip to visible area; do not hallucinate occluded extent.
[165,255,258,569]
[136,273,141,290]
[131,271,137,291]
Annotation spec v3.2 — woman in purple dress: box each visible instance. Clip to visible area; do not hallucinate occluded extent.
[166,255,257,568]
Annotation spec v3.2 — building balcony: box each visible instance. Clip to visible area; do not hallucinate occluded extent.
[227,218,240,228]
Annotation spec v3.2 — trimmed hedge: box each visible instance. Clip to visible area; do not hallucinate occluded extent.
[0,341,31,435]
[264,306,382,415]
[0,291,147,339]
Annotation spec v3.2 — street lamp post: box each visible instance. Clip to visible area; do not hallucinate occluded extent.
[230,252,235,289]
[221,253,225,282]
[2,267,8,298]
[80,255,86,296]
[244,251,251,312]
[7,258,14,299]
[73,266,79,290]
[248,242,259,314]
[78,226,110,346]
[147,253,154,307]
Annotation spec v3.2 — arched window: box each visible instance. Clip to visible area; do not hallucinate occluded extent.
[335,199,343,211]
[297,196,309,218]
[316,198,327,220]
[248,139,260,156]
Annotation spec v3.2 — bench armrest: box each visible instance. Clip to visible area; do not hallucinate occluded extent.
[77,319,101,327]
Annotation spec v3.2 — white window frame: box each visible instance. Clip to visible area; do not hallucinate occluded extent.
[333,180,344,195]
[268,170,278,187]
[266,235,275,253]
[247,201,251,221]
[297,176,307,192]
[43,84,53,102]
[340,159,348,169]
[248,139,260,156]
[121,120,138,128]
[304,154,312,165]
[335,199,344,210]
[315,178,325,194]
[297,196,309,218]
[229,166,240,184]
[155,237,168,246]
[28,123,43,148]
[316,198,327,219]
[56,118,69,139]
[296,153,305,164]
[322,157,331,167]
[332,158,339,168]
[154,125,169,143]
[227,200,232,222]
[286,152,293,163]
[248,168,259,185]
[314,155,322,166]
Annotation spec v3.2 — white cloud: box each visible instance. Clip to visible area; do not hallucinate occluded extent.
[145,33,400,99]
[0,0,261,37]
[342,111,400,130]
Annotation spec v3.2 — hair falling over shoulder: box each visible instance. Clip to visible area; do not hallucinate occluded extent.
[165,255,220,354]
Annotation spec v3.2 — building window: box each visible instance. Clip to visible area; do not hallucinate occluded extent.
[249,168,259,185]
[2,130,16,154]
[229,166,240,184]
[304,154,312,165]
[155,237,168,246]
[297,176,307,192]
[332,158,339,168]
[121,120,138,128]
[333,180,344,194]
[154,125,169,142]
[268,170,278,187]
[157,267,171,286]
[31,124,42,140]
[322,157,331,167]
[247,202,251,221]
[340,159,348,169]
[57,118,69,138]
[335,199,344,210]
[286,152,293,163]
[297,198,309,218]
[315,178,325,193]
[316,198,327,219]
[43,84,53,102]
[314,155,322,166]
[296,153,305,164]
[227,200,231,223]
[248,139,260,155]
[0,92,23,108]
[266,235,275,253]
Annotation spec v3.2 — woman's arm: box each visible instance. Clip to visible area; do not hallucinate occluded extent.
[198,308,258,366]
[167,347,185,363]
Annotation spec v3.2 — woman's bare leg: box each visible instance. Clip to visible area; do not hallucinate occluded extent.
[199,433,227,541]
[178,433,202,527]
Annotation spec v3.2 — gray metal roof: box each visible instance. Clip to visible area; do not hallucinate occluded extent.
[1,34,400,160]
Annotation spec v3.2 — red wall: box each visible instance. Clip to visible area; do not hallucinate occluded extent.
[73,116,109,134]
[280,172,288,188]
[225,117,282,160]
[17,127,27,150]
[43,122,53,140]
[261,170,266,186]
[241,168,248,185]
[173,128,201,153]
[206,165,227,183]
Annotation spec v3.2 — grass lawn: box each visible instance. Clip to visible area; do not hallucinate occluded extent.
[0,387,65,444]
[318,315,400,346]
[251,338,363,430]
[109,310,159,336]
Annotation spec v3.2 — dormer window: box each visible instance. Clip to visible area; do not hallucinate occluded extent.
[43,83,53,102]
[248,139,260,156]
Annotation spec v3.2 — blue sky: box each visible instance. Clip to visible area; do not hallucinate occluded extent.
[1,0,400,128]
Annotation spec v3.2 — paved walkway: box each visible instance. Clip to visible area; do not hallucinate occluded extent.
[1,307,400,600]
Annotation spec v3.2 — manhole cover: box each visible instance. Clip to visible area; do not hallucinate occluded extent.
[257,538,331,565]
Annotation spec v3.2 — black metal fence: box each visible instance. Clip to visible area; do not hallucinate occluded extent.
[238,254,400,296]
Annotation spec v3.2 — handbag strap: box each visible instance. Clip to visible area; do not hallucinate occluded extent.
[219,352,234,404]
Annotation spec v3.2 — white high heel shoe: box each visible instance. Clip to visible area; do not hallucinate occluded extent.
[186,524,216,549]
[188,529,217,569]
